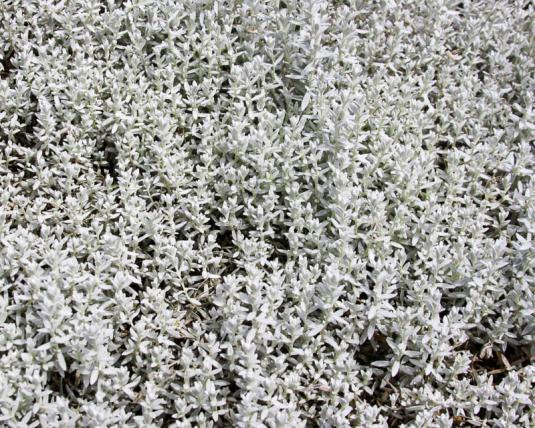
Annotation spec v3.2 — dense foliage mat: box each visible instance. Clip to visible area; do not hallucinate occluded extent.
[0,0,534,426]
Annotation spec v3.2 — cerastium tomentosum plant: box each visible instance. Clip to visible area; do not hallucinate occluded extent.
[0,0,534,426]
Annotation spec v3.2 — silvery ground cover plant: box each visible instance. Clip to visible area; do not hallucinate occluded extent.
[0,0,534,426]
